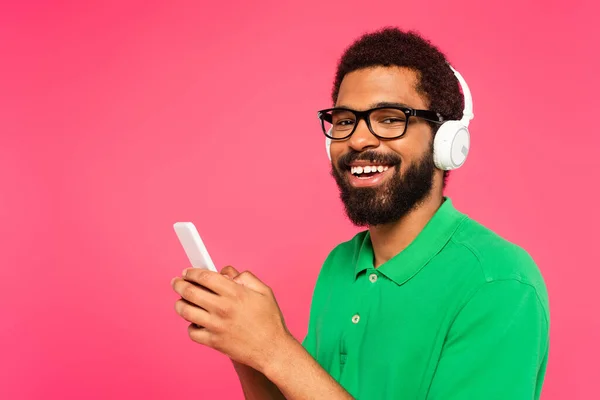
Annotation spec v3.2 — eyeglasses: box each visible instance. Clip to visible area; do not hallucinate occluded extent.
[317,105,446,140]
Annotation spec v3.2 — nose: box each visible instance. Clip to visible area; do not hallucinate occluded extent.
[347,118,380,152]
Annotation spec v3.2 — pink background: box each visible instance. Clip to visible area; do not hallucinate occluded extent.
[1,0,598,399]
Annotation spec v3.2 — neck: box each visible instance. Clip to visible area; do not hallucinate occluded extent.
[369,190,444,268]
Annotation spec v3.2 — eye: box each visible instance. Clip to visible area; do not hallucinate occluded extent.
[371,108,407,127]
[335,119,356,127]
[381,118,405,124]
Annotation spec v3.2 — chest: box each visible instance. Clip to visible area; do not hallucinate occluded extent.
[312,272,461,398]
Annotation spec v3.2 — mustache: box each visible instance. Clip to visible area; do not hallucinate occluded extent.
[337,149,401,170]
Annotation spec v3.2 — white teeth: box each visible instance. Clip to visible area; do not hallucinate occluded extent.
[351,165,389,175]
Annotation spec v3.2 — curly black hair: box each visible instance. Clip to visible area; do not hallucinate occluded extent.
[332,27,465,184]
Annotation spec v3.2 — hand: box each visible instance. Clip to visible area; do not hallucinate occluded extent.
[171,266,292,373]
[218,266,254,370]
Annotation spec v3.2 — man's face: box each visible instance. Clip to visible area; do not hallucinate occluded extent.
[330,66,439,227]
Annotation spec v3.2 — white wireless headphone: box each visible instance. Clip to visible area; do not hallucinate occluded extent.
[325,64,474,171]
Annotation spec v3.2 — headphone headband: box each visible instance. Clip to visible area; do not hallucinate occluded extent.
[448,65,474,127]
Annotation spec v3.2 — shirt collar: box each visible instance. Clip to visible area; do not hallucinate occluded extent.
[354,197,467,285]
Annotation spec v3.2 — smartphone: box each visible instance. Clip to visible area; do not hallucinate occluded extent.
[173,222,217,272]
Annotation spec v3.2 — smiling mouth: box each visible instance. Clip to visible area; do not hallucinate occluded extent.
[342,162,397,188]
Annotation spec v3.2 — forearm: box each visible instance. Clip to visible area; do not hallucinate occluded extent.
[261,335,354,400]
[233,361,286,400]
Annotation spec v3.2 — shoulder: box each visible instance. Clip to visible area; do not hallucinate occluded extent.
[326,230,368,261]
[316,230,367,278]
[447,213,549,315]
[307,231,367,304]
[451,216,543,284]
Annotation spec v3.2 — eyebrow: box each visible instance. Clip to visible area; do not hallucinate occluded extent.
[335,101,412,110]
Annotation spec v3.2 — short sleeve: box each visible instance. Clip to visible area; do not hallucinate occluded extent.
[300,253,335,360]
[427,280,549,400]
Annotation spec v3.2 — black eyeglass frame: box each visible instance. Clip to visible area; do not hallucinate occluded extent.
[317,106,446,140]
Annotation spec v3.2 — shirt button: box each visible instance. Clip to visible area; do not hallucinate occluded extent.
[369,273,378,283]
[351,314,360,324]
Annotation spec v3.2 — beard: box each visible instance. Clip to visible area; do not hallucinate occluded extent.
[331,145,436,227]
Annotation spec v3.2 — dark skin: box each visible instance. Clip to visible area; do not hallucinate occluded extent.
[171,66,444,399]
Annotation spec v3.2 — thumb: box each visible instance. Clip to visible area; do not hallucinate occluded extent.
[233,271,268,294]
[220,265,240,279]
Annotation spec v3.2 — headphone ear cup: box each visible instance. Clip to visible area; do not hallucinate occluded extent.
[433,121,470,170]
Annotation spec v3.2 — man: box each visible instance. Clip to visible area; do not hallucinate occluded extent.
[171,27,550,399]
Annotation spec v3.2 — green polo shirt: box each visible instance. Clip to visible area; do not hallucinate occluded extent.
[302,198,549,399]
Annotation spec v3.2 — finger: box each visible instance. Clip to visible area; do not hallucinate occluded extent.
[233,271,270,295]
[172,277,220,310]
[175,298,211,328]
[183,268,237,298]
[220,265,240,279]
[187,323,215,347]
